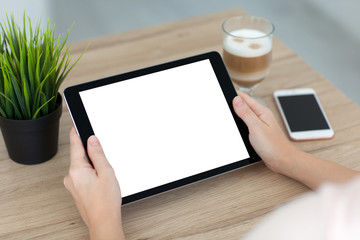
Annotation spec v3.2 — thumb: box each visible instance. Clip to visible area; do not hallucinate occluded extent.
[233,96,261,128]
[87,135,113,175]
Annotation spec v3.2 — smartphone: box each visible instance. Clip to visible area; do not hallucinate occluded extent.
[273,88,334,141]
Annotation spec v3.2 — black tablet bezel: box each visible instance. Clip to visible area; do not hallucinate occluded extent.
[64,51,260,204]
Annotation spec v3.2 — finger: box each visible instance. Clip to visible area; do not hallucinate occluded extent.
[233,95,262,128]
[87,135,113,175]
[69,127,92,169]
[238,92,268,118]
[238,92,275,125]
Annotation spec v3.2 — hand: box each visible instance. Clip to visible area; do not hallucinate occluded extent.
[64,127,125,240]
[233,93,359,189]
[232,92,299,174]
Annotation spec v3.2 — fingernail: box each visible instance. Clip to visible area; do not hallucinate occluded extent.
[88,135,100,146]
[233,96,243,107]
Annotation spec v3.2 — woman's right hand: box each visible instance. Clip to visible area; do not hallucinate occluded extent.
[64,127,125,240]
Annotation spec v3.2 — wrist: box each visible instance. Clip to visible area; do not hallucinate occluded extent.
[89,222,125,240]
[275,146,304,179]
[88,211,125,240]
[277,149,321,189]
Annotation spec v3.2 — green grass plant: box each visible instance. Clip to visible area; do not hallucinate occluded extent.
[0,13,84,120]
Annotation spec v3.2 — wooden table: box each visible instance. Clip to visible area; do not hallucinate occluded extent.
[1,9,360,240]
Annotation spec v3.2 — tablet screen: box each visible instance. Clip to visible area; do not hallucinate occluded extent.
[65,52,259,204]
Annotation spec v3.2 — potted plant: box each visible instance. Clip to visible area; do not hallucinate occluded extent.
[0,14,84,164]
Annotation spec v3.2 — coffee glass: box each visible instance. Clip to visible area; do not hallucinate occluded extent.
[222,16,274,103]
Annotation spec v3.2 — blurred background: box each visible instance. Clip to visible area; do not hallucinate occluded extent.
[1,0,359,105]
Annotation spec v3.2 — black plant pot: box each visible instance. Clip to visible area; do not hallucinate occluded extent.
[0,94,62,165]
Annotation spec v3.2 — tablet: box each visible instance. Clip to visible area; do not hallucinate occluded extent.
[64,51,260,204]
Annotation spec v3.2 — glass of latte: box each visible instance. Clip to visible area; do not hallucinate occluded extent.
[222,16,274,103]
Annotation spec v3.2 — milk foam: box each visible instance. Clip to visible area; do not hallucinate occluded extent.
[223,29,272,58]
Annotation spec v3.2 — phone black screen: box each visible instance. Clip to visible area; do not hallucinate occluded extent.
[278,94,330,132]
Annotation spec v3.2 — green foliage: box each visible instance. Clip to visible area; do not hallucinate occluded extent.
[0,13,85,120]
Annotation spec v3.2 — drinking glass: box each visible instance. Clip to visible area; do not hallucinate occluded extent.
[222,16,274,104]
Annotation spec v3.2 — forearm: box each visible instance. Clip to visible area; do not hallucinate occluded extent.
[280,149,359,189]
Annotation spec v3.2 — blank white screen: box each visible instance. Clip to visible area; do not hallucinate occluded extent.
[79,59,249,197]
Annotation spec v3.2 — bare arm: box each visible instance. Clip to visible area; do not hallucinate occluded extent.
[282,150,358,189]
[63,92,359,240]
[233,92,359,189]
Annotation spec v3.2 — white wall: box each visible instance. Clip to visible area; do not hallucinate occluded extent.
[309,0,360,41]
[0,0,51,29]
